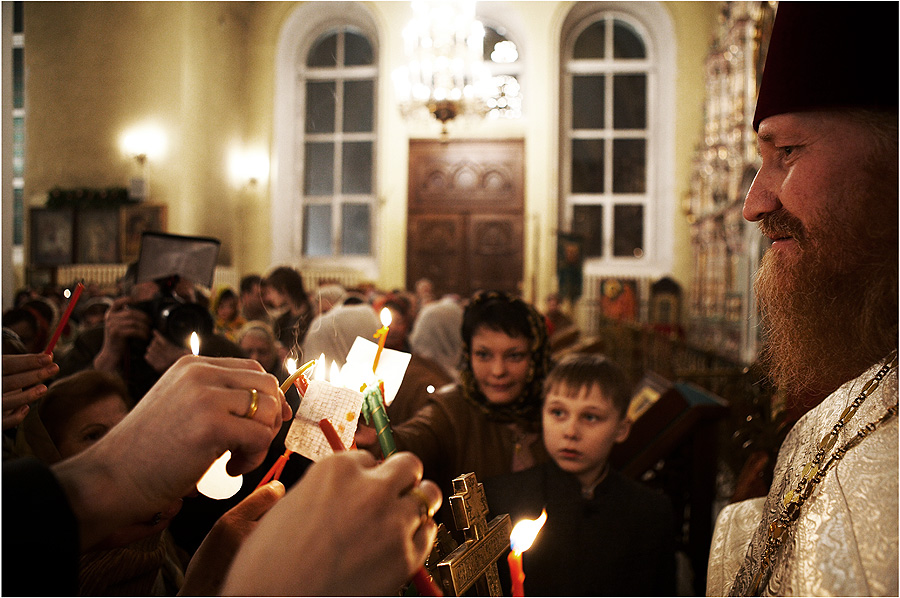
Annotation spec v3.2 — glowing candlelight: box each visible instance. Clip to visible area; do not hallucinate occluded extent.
[280,358,316,394]
[330,360,341,385]
[373,307,391,372]
[196,451,243,500]
[314,354,328,381]
[189,331,200,356]
[508,510,547,597]
[44,281,84,354]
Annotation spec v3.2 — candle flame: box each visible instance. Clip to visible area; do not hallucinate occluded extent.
[380,307,392,327]
[197,450,243,500]
[314,354,327,381]
[189,332,200,356]
[286,357,297,374]
[509,509,547,554]
[330,360,341,384]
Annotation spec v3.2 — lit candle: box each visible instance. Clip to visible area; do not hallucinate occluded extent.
[508,510,547,597]
[44,281,84,354]
[280,358,316,395]
[373,307,392,372]
[189,331,200,356]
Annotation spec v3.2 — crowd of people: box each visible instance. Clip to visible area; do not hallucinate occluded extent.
[2,2,897,596]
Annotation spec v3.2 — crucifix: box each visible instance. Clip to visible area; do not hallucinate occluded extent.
[432,472,512,596]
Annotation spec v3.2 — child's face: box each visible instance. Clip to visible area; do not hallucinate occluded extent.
[542,383,631,489]
[217,296,238,320]
[56,394,130,459]
[470,326,531,405]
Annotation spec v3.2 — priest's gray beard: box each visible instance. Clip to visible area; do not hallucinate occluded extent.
[754,200,897,402]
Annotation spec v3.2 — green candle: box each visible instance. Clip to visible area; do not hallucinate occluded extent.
[361,383,396,458]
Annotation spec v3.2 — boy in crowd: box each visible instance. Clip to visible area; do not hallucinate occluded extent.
[485,353,676,596]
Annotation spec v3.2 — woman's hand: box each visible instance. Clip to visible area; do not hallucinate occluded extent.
[2,353,59,429]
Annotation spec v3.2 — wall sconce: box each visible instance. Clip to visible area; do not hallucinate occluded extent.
[229,148,270,188]
[120,124,166,201]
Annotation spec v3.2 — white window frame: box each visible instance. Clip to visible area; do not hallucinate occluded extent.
[560,2,675,278]
[272,3,379,272]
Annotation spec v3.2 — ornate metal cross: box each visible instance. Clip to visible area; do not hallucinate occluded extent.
[433,472,512,596]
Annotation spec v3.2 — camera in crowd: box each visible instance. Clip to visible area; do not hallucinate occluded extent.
[133,231,221,348]
[133,275,214,347]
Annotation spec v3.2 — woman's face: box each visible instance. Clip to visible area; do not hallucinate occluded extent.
[469,326,531,405]
[240,332,278,372]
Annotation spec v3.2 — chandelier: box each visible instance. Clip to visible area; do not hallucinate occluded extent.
[394,0,493,137]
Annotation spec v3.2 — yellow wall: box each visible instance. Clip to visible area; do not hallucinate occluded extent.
[22,1,719,301]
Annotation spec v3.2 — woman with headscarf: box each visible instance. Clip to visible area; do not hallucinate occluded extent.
[357,290,551,537]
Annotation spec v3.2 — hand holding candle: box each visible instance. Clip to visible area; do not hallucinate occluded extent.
[317,418,443,597]
[508,510,547,597]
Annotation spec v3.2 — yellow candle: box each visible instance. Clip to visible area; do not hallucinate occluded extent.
[373,307,392,372]
[280,359,316,394]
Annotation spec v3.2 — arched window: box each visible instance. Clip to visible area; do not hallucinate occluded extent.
[560,2,675,277]
[273,4,378,269]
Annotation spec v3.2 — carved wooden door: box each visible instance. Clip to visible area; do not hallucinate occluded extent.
[407,139,524,298]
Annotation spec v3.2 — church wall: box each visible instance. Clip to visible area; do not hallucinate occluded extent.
[20,1,719,305]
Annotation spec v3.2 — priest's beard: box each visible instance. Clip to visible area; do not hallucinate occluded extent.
[754,194,898,402]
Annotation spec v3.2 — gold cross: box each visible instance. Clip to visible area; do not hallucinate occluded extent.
[433,472,512,596]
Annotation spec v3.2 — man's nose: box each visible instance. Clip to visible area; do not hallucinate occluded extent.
[742,167,782,222]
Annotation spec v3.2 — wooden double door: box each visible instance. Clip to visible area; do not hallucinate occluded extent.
[406,139,525,299]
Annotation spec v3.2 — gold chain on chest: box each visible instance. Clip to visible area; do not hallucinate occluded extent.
[748,352,898,595]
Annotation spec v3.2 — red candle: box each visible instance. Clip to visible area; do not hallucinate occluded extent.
[507,510,547,597]
[319,418,345,452]
[508,551,525,597]
[45,281,84,355]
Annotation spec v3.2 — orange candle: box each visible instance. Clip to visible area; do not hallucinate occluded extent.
[508,510,547,597]
[372,307,392,372]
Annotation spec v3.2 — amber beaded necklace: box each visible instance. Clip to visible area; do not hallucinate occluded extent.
[748,352,898,595]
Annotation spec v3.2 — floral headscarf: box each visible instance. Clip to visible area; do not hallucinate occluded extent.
[458,290,550,424]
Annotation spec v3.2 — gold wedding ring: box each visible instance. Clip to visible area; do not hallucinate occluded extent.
[244,388,259,419]
[408,486,434,522]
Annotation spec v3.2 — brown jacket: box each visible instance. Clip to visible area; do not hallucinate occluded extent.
[392,385,548,533]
